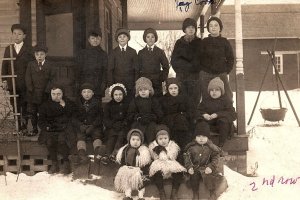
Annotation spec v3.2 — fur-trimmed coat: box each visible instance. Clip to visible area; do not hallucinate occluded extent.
[148,140,186,179]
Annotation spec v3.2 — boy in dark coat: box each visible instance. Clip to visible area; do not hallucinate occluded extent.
[38,85,77,174]
[103,83,129,162]
[160,77,191,150]
[197,17,234,101]
[73,83,105,164]
[1,24,34,132]
[127,77,163,144]
[77,30,108,99]
[138,28,169,97]
[183,129,228,200]
[107,28,138,98]
[171,18,202,116]
[195,77,236,147]
[25,45,56,135]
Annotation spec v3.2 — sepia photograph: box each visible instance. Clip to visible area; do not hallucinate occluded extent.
[0,0,300,199]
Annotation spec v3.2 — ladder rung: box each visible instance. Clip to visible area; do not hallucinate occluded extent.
[1,75,17,78]
[4,94,19,97]
[2,58,16,61]
[12,113,21,116]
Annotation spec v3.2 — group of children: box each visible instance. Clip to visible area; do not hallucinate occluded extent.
[1,15,236,200]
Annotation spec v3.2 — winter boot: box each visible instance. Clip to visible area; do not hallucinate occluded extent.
[170,188,178,200]
[48,161,59,174]
[158,189,167,200]
[78,149,89,164]
[192,190,199,200]
[61,160,71,174]
[122,197,133,200]
[94,146,109,165]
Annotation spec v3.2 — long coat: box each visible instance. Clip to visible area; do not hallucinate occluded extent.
[25,60,56,104]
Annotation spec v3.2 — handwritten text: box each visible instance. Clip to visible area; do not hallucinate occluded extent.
[249,175,300,191]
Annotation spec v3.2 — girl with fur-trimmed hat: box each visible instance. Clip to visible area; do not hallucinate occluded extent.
[114,129,152,200]
[127,77,163,144]
[103,83,130,163]
[137,28,169,97]
[160,77,192,150]
[148,124,186,200]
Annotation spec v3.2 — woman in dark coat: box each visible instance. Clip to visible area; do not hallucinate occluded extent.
[38,85,77,174]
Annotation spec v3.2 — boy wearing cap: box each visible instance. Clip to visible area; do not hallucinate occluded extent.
[25,44,56,135]
[77,30,108,99]
[127,77,163,144]
[198,17,234,101]
[73,83,105,165]
[171,18,202,115]
[194,77,236,147]
[107,28,138,98]
[2,24,34,132]
[138,28,169,97]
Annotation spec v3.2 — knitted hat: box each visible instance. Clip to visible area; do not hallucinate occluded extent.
[127,129,144,144]
[109,83,127,98]
[33,44,48,53]
[155,124,170,138]
[207,77,225,95]
[143,28,158,43]
[207,17,223,32]
[80,82,95,92]
[88,29,102,38]
[115,28,130,42]
[11,24,26,34]
[182,18,197,33]
[194,125,210,138]
[135,77,154,97]
[166,77,181,92]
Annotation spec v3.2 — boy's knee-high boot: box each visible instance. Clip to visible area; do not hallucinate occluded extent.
[152,173,166,200]
[170,172,183,200]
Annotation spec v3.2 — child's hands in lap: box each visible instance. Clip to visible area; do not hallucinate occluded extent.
[188,168,194,175]
[205,167,212,174]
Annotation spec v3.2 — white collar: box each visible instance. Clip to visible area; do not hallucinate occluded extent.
[14,41,24,47]
[119,44,128,51]
[147,45,154,50]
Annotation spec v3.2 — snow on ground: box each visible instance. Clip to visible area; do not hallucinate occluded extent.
[1,90,300,200]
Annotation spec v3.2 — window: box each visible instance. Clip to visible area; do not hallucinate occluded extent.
[273,54,283,74]
[104,5,112,54]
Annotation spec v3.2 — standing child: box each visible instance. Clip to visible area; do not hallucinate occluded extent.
[138,28,169,97]
[73,83,105,164]
[127,77,163,144]
[198,17,234,101]
[107,28,138,98]
[148,124,186,200]
[160,77,191,150]
[183,130,228,200]
[25,45,56,136]
[77,30,108,99]
[2,24,34,132]
[114,129,152,200]
[195,77,236,147]
[103,83,129,162]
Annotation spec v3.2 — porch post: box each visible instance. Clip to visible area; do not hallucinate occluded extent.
[121,0,128,28]
[235,0,246,135]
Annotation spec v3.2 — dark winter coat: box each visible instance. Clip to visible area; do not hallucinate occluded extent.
[25,60,56,104]
[138,46,169,84]
[107,46,138,92]
[195,95,236,122]
[1,44,34,92]
[127,96,163,125]
[171,36,201,80]
[198,35,234,74]
[103,98,129,133]
[160,93,191,131]
[74,96,103,128]
[77,45,108,96]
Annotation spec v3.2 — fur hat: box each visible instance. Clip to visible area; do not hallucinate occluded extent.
[33,44,48,53]
[115,28,130,42]
[11,24,26,34]
[127,129,144,144]
[88,29,102,38]
[207,77,225,95]
[155,124,170,138]
[182,18,197,33]
[166,77,181,92]
[207,17,223,32]
[143,28,158,43]
[135,77,154,97]
[109,83,127,98]
[80,82,95,92]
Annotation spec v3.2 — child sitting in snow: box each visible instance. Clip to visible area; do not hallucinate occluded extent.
[114,129,152,200]
[183,129,228,200]
[148,124,186,200]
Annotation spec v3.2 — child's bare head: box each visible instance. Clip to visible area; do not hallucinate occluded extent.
[143,28,158,47]
[11,24,26,44]
[33,45,48,63]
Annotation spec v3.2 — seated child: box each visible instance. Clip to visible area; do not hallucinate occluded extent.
[114,129,152,200]
[127,77,163,144]
[148,124,186,200]
[74,83,105,164]
[183,130,228,200]
[103,83,129,162]
[195,77,236,147]
[160,77,191,149]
